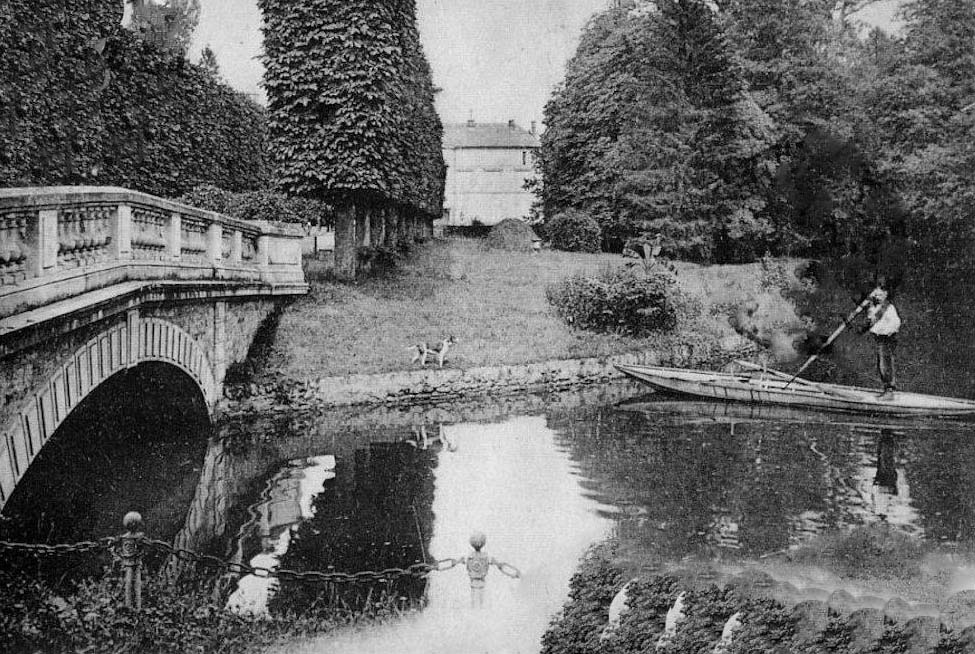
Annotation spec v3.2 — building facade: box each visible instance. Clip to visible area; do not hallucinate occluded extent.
[441,120,540,227]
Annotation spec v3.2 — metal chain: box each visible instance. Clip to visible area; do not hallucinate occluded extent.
[0,536,464,588]
[0,537,118,556]
[143,539,463,586]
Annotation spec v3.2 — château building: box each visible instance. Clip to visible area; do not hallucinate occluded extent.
[441,119,540,227]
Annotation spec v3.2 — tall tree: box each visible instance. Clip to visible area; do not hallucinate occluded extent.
[538,0,777,260]
[259,0,443,278]
[868,1,975,254]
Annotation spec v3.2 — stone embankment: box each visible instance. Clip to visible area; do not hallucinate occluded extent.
[220,338,755,416]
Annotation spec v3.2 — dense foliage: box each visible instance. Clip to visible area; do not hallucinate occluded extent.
[179,184,334,226]
[259,0,444,217]
[545,266,679,336]
[541,543,975,654]
[547,209,603,253]
[538,0,975,269]
[0,565,407,654]
[0,1,267,197]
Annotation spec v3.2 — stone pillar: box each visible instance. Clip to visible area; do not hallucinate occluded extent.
[33,209,59,277]
[113,204,132,260]
[207,223,222,264]
[384,205,399,249]
[370,205,386,247]
[333,202,357,279]
[169,212,182,261]
[230,230,242,265]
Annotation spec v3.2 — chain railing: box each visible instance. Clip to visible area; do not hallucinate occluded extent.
[142,538,461,585]
[0,511,463,612]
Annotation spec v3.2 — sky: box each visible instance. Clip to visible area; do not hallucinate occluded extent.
[186,0,903,128]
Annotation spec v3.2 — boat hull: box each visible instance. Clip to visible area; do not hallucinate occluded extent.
[615,364,975,418]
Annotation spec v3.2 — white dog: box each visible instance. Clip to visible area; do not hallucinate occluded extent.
[409,336,457,368]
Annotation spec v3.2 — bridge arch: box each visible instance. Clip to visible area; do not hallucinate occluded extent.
[0,315,215,509]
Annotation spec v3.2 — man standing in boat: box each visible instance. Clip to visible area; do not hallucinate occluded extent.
[862,284,901,398]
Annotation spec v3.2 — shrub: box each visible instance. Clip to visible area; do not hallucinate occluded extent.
[546,266,679,336]
[546,210,602,252]
[486,218,537,252]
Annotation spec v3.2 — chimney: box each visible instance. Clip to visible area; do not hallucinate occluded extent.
[530,121,537,135]
[508,119,515,129]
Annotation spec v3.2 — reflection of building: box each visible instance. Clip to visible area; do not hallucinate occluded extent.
[441,120,540,227]
[226,456,335,615]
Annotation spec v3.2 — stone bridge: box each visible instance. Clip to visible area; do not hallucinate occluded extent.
[0,186,307,511]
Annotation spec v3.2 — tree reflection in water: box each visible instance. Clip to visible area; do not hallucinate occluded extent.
[268,439,438,614]
[551,402,975,573]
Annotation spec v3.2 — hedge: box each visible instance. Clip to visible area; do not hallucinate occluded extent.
[0,1,267,197]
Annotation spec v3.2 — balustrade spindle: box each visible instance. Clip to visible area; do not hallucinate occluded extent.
[0,210,30,287]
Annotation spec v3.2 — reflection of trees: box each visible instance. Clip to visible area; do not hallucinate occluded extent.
[271,440,438,613]
[550,407,864,559]
[903,432,975,543]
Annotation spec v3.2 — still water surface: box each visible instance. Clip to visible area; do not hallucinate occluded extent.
[6,382,975,652]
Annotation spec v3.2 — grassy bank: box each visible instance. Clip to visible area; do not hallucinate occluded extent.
[255,238,807,382]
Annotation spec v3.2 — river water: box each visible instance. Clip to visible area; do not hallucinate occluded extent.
[5,378,975,652]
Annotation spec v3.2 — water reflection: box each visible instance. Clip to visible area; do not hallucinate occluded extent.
[227,456,336,615]
[277,416,613,654]
[7,379,975,652]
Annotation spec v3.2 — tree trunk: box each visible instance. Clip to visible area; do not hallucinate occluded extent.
[334,202,356,280]
[385,205,399,249]
[356,203,371,248]
[371,204,386,246]
[398,207,409,245]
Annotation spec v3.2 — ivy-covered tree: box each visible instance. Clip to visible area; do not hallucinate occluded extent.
[260,0,444,277]
[0,1,120,185]
[0,0,266,195]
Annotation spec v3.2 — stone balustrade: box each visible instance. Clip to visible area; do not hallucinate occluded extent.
[0,186,306,320]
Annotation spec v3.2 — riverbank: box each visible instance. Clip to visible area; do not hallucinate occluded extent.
[223,238,808,412]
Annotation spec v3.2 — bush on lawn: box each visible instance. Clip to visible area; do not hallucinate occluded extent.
[486,218,537,252]
[546,209,601,253]
[546,266,679,336]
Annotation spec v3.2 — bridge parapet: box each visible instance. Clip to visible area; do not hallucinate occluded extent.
[0,186,305,320]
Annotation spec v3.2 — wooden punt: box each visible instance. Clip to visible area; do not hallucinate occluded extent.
[615,363,975,418]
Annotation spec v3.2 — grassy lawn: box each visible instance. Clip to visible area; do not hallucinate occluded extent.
[259,238,805,381]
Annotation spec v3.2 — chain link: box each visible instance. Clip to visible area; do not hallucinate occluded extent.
[143,538,457,586]
[0,537,118,556]
[0,536,460,588]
